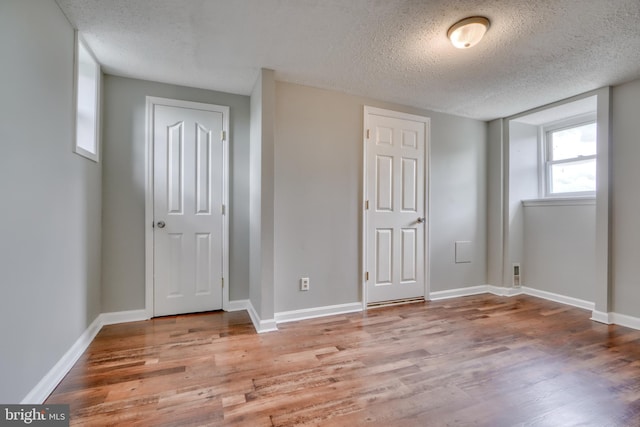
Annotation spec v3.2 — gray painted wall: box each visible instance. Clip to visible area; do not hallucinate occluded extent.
[523,204,596,302]
[274,83,362,310]
[274,82,487,312]
[507,122,539,281]
[101,75,250,311]
[0,0,102,402]
[427,109,488,292]
[611,78,640,317]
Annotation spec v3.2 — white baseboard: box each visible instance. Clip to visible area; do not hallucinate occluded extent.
[21,315,103,404]
[228,299,279,333]
[430,285,594,311]
[246,301,278,333]
[275,302,362,324]
[487,285,523,296]
[21,309,151,404]
[264,288,640,334]
[433,285,640,331]
[100,309,149,326]
[429,285,524,300]
[591,310,640,330]
[226,299,250,312]
[521,287,594,311]
[591,310,611,324]
[429,285,489,300]
[609,312,640,330]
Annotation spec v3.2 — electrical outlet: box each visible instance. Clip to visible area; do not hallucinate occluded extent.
[300,277,310,291]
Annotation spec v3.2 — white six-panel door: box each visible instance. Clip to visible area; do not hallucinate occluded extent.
[152,102,226,316]
[365,108,428,304]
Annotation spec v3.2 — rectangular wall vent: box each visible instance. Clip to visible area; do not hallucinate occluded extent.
[513,263,521,287]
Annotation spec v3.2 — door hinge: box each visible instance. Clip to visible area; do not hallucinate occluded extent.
[365,200,369,210]
[365,272,369,281]
[222,204,226,215]
[221,130,226,141]
[366,129,370,139]
[221,277,224,288]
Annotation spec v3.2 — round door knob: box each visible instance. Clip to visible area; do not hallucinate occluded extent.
[417,217,425,223]
[156,221,166,229]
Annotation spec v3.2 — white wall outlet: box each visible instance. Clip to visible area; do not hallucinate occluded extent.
[300,277,310,291]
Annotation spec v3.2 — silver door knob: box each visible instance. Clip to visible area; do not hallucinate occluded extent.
[156,221,166,229]
[416,217,425,223]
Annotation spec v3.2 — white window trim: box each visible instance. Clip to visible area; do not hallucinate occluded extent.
[522,196,596,207]
[539,113,597,198]
[73,32,101,162]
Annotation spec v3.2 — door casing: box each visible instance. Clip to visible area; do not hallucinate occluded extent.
[145,96,230,318]
[362,106,431,308]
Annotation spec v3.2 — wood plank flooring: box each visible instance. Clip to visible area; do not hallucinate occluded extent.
[46,295,640,426]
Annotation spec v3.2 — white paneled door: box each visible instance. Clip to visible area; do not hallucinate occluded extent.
[152,102,227,316]
[365,108,429,304]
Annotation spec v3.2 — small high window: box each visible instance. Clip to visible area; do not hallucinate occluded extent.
[74,33,100,162]
[544,119,596,196]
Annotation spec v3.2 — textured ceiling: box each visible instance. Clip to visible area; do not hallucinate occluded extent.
[55,0,640,121]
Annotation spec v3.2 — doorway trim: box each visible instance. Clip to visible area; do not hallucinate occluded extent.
[145,96,230,318]
[362,106,431,309]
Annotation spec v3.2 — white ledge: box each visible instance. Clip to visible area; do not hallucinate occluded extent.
[522,197,596,207]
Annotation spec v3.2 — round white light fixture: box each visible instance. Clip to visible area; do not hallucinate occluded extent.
[447,16,490,49]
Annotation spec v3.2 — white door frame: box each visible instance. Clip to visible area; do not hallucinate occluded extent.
[362,106,431,309]
[145,96,230,318]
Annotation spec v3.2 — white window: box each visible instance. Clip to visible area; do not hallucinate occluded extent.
[543,118,596,196]
[74,33,101,162]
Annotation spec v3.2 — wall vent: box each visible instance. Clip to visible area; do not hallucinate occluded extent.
[513,263,521,287]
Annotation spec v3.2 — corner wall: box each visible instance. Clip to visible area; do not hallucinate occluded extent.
[249,69,276,322]
[0,0,102,402]
[507,122,539,282]
[486,119,504,286]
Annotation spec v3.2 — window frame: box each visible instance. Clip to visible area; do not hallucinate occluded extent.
[73,32,101,162]
[540,114,597,198]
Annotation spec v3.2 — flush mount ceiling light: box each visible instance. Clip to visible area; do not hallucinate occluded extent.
[447,16,490,49]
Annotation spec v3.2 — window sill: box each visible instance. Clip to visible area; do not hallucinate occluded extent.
[522,197,596,207]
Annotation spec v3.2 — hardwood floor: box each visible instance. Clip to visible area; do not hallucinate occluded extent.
[46,295,640,426]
